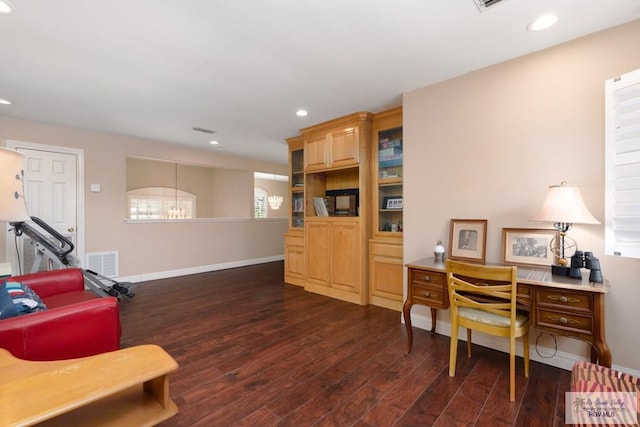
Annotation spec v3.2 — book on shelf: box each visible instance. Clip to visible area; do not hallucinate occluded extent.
[313,197,329,216]
[379,153,403,168]
[379,147,402,157]
[379,138,402,150]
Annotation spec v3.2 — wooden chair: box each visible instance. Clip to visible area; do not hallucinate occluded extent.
[446,259,530,401]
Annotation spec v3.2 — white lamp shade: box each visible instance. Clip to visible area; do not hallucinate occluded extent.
[531,182,599,225]
[0,147,29,222]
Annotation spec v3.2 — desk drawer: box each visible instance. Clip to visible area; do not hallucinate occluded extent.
[536,289,593,313]
[411,284,447,308]
[410,269,446,287]
[536,309,593,335]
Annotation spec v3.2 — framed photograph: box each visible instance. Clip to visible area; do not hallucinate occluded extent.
[448,219,487,264]
[501,228,557,267]
[382,197,403,210]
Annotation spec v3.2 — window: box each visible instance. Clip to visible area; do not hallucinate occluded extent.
[605,68,640,258]
[128,187,195,220]
[254,187,267,218]
[253,172,288,219]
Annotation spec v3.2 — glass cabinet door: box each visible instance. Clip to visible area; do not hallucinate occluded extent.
[291,148,304,229]
[377,126,403,234]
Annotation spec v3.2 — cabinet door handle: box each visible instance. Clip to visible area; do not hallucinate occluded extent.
[423,291,431,297]
[424,275,431,282]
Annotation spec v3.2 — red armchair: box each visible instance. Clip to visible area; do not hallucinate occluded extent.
[0,268,120,361]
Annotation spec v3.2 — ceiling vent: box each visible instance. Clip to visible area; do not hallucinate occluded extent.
[192,127,216,134]
[473,0,506,12]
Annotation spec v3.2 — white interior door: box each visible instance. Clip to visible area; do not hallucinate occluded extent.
[5,141,85,274]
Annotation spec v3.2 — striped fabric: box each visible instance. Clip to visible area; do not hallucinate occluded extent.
[570,361,639,426]
[572,362,640,393]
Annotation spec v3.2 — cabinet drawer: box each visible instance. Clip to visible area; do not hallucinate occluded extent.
[409,269,446,287]
[411,284,447,308]
[370,241,402,258]
[516,284,532,306]
[536,289,593,313]
[536,309,593,335]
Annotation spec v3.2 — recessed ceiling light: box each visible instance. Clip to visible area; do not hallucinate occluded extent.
[0,99,12,105]
[296,109,308,117]
[0,1,12,14]
[209,140,219,145]
[527,14,558,32]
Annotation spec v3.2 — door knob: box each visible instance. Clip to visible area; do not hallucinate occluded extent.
[68,227,75,232]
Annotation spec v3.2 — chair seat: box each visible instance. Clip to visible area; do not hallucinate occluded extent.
[458,307,529,328]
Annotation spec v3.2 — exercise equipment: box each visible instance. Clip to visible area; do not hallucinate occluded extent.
[9,216,135,300]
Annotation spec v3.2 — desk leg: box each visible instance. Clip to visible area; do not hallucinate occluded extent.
[429,307,437,334]
[403,299,413,354]
[403,300,439,354]
[593,294,612,368]
[591,336,612,368]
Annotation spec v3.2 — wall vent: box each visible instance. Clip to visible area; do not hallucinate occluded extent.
[473,0,506,12]
[86,251,119,277]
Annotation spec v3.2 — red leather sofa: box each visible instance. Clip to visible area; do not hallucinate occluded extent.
[0,268,121,361]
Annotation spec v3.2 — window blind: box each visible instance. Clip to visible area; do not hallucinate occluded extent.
[605,68,640,258]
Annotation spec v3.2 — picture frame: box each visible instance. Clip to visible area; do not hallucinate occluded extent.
[448,219,487,264]
[382,197,403,210]
[501,227,557,267]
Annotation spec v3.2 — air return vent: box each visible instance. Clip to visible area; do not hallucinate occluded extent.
[192,127,216,134]
[473,0,506,12]
[86,251,118,277]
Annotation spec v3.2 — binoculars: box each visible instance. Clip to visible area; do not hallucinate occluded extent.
[569,251,603,283]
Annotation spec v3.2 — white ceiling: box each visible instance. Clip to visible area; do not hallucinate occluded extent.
[1,1,639,164]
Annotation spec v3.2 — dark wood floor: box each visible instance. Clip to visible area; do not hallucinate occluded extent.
[119,261,572,426]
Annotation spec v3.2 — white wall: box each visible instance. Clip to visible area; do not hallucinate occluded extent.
[404,20,640,373]
[0,116,288,279]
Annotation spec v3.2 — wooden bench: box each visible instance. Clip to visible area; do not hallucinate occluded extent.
[0,344,178,426]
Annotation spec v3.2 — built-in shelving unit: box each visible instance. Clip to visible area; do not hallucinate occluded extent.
[283,108,402,309]
[284,136,305,286]
[369,107,404,311]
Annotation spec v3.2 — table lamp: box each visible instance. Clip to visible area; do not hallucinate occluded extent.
[0,147,30,223]
[530,181,599,276]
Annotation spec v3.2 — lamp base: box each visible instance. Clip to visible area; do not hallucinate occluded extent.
[551,264,570,276]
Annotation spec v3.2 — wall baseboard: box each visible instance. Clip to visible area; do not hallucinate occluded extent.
[403,311,640,378]
[116,255,284,284]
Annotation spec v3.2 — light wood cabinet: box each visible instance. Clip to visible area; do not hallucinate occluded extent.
[285,110,404,308]
[330,220,360,291]
[284,233,305,286]
[369,107,404,311]
[304,134,329,171]
[287,136,305,231]
[305,218,364,304]
[369,241,404,311]
[284,136,305,287]
[328,126,360,168]
[301,112,372,305]
[303,115,364,172]
[305,220,330,287]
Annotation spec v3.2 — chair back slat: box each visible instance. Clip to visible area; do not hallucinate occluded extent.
[446,259,518,327]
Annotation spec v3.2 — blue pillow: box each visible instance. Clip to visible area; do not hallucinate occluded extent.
[0,281,18,319]
[4,280,47,315]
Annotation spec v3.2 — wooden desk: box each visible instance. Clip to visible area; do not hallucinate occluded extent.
[0,344,178,426]
[403,258,611,367]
